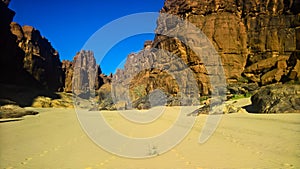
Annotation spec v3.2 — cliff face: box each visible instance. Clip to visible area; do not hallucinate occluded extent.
[0,1,63,91]
[113,41,199,108]
[156,0,300,86]
[10,22,64,91]
[112,0,300,108]
[62,50,110,96]
[0,1,26,86]
[117,0,299,99]
[0,0,108,97]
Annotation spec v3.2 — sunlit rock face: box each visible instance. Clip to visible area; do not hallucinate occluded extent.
[156,0,299,86]
[112,0,299,109]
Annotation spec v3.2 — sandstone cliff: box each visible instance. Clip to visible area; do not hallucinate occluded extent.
[113,41,200,109]
[110,0,300,110]
[116,0,300,102]
[62,50,111,96]
[157,0,300,87]
[0,1,27,86]
[10,22,64,91]
[0,1,63,91]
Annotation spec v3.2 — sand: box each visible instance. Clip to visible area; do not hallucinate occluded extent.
[0,98,300,169]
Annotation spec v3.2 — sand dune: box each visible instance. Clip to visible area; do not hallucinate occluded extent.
[1,100,300,169]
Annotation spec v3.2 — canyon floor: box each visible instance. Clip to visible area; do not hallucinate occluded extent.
[0,98,300,169]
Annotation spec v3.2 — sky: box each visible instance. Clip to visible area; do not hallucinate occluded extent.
[9,0,164,75]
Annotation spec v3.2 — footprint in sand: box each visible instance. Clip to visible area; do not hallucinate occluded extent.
[20,157,33,165]
[21,161,27,165]
[232,139,238,143]
[26,157,32,161]
[40,150,49,156]
[283,163,294,168]
[255,151,262,155]
[185,161,191,165]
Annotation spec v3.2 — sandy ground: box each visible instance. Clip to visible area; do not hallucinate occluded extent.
[1,98,300,169]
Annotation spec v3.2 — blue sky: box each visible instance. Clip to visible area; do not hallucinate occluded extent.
[10,0,164,74]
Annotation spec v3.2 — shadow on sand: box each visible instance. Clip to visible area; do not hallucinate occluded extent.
[0,83,60,107]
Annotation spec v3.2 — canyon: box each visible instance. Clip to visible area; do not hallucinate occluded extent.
[0,0,299,112]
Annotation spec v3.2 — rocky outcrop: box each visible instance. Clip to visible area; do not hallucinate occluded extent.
[72,50,99,96]
[0,1,63,91]
[0,1,27,86]
[250,84,300,113]
[157,0,300,86]
[112,40,200,109]
[10,22,64,91]
[62,50,110,96]
[61,60,73,92]
[112,0,300,109]
[244,52,300,86]
[0,104,38,119]
[31,92,74,108]
[188,103,246,116]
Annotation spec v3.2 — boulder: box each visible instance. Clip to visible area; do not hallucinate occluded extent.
[188,102,246,116]
[31,93,74,108]
[251,84,300,113]
[0,104,38,119]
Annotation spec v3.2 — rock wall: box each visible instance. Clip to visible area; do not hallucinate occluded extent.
[116,0,300,102]
[0,1,109,107]
[108,0,300,111]
[157,0,300,86]
[0,1,26,86]
[0,1,63,91]
[10,22,64,91]
[113,41,199,108]
[61,60,74,92]
[62,50,110,95]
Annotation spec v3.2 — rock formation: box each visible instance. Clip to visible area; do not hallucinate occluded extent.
[0,0,63,91]
[156,0,300,87]
[61,60,74,93]
[113,0,299,106]
[0,0,26,86]
[250,84,300,113]
[0,104,38,119]
[112,40,201,109]
[1,0,299,113]
[107,0,300,111]
[62,50,111,96]
[71,50,99,97]
[10,22,64,91]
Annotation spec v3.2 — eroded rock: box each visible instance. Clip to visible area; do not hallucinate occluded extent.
[0,104,38,119]
[251,84,300,113]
